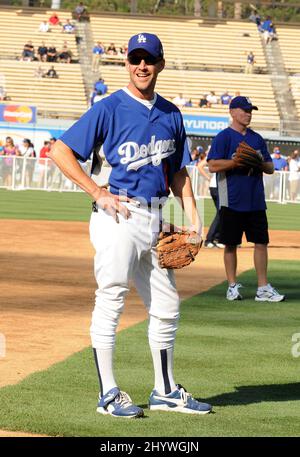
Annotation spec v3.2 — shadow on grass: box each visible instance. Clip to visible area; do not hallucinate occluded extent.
[202,382,300,407]
[140,382,300,411]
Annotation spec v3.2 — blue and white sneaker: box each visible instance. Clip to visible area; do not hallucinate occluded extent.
[255,284,285,302]
[226,283,243,301]
[97,387,144,419]
[149,384,212,415]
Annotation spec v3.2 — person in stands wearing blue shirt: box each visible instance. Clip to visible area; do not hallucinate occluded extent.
[220,90,232,105]
[272,147,288,171]
[92,42,105,72]
[207,96,285,303]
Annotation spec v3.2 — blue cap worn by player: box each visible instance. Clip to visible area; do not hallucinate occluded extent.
[229,96,258,110]
[127,33,164,58]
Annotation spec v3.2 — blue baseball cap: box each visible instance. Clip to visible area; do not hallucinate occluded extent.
[128,33,164,58]
[229,96,258,110]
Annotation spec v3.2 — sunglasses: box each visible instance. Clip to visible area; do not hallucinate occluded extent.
[128,54,162,65]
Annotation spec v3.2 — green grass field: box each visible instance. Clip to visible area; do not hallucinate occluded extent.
[0,261,299,437]
[0,189,300,230]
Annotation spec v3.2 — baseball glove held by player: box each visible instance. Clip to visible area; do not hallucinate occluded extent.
[157,230,202,269]
[232,141,263,173]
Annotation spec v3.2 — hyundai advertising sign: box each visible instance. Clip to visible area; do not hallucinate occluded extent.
[183,114,229,135]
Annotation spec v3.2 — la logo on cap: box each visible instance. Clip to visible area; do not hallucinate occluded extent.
[138,34,147,43]
[246,97,252,104]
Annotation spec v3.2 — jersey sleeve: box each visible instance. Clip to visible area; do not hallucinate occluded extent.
[259,136,272,162]
[174,111,191,171]
[59,102,110,162]
[207,130,228,161]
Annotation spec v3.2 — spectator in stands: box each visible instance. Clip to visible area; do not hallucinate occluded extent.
[271,147,288,200]
[21,41,35,61]
[172,93,187,109]
[90,78,108,106]
[90,90,106,106]
[38,140,51,188]
[249,10,262,32]
[245,51,255,74]
[19,138,35,158]
[34,66,46,78]
[0,137,20,187]
[272,148,288,171]
[37,42,48,62]
[220,90,232,105]
[73,2,89,22]
[50,137,57,148]
[106,43,118,55]
[199,94,210,108]
[196,148,211,197]
[39,20,50,33]
[92,42,105,72]
[18,138,36,187]
[47,45,57,62]
[262,16,273,44]
[0,86,9,101]
[48,137,64,188]
[57,45,73,63]
[206,91,219,105]
[94,78,108,95]
[44,66,59,79]
[62,19,75,34]
[189,146,201,166]
[49,13,61,27]
[184,99,193,107]
[293,149,300,165]
[39,140,51,160]
[249,10,257,23]
[267,22,277,44]
[119,43,128,56]
[197,145,223,248]
[287,151,300,201]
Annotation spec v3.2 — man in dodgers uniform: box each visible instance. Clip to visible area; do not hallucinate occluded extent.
[49,33,212,418]
[207,96,285,303]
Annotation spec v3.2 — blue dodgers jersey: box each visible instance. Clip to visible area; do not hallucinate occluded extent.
[60,90,191,203]
[207,127,272,212]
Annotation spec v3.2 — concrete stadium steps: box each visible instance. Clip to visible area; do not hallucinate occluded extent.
[0,60,88,118]
[98,66,279,129]
[289,76,300,119]
[90,15,266,71]
[276,25,300,74]
[0,8,78,60]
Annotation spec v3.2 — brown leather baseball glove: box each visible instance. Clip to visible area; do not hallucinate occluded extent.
[232,141,263,173]
[156,230,202,269]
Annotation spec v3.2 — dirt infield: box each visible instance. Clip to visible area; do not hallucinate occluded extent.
[0,219,299,436]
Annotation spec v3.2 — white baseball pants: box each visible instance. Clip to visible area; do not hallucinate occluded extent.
[89,203,180,351]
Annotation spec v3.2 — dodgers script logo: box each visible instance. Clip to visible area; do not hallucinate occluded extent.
[118,135,176,171]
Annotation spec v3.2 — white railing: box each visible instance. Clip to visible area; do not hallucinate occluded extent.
[0,157,299,204]
[189,165,300,204]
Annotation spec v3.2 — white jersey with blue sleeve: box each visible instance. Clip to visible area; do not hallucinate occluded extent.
[60,89,191,204]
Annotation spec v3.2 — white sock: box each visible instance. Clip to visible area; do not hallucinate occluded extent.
[150,346,176,395]
[258,284,268,291]
[93,348,117,396]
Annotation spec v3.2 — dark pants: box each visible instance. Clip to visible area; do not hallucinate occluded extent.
[206,187,221,243]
